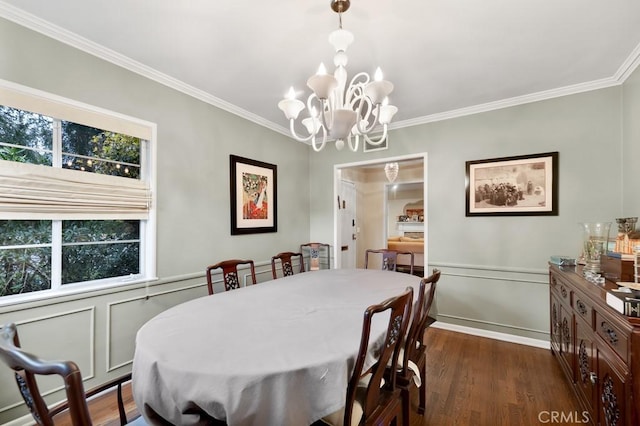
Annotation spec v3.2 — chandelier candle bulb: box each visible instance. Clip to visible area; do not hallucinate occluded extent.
[278,87,305,120]
[364,68,394,105]
[307,63,338,100]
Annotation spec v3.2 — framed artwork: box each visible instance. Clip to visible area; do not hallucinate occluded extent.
[465,151,558,216]
[230,155,277,234]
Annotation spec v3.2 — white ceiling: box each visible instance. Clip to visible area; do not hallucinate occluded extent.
[2,0,640,137]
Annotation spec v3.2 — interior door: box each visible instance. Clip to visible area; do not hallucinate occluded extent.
[339,180,357,269]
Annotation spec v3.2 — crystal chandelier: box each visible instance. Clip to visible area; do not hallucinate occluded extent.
[278,0,397,152]
[384,162,399,183]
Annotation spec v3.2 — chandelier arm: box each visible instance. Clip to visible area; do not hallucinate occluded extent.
[344,81,366,108]
[362,124,389,146]
[355,101,379,135]
[288,119,318,143]
[347,134,359,152]
[348,72,371,88]
[318,99,333,134]
[311,126,329,152]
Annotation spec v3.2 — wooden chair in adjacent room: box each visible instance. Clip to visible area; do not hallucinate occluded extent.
[206,259,257,295]
[396,268,441,425]
[321,287,414,426]
[300,242,331,271]
[364,248,415,275]
[271,251,305,279]
[0,323,146,426]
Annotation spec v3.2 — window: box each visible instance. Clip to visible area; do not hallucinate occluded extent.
[0,81,156,301]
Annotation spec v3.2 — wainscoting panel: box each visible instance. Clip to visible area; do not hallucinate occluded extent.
[0,307,95,418]
[429,263,549,341]
[107,283,204,371]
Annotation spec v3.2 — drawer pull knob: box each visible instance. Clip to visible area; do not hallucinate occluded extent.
[590,372,597,384]
[600,322,618,345]
[576,300,587,316]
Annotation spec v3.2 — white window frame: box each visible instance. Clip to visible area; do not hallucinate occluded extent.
[0,79,157,305]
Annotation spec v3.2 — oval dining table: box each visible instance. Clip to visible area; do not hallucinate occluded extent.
[132,268,421,426]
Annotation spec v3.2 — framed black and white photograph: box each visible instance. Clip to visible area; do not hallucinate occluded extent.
[230,155,277,234]
[465,152,558,216]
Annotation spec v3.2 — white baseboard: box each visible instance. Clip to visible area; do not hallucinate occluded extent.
[431,321,550,349]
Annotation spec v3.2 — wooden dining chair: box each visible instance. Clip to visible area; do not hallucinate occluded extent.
[300,242,331,271]
[321,287,413,426]
[364,249,415,275]
[396,269,441,425]
[271,251,305,279]
[206,259,257,295]
[0,323,146,426]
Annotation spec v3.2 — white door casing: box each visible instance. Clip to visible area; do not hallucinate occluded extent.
[338,180,357,269]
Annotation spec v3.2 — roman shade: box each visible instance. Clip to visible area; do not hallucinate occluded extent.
[0,160,150,220]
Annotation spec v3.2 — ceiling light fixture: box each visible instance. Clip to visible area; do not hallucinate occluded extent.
[278,0,397,152]
[384,162,399,183]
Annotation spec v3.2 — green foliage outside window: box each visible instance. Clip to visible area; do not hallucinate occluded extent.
[61,220,140,285]
[0,106,53,164]
[0,220,52,297]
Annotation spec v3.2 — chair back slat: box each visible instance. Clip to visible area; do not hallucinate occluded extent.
[403,269,441,373]
[271,252,305,279]
[365,249,415,275]
[206,259,257,294]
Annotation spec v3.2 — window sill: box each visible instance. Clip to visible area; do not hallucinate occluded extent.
[0,277,159,311]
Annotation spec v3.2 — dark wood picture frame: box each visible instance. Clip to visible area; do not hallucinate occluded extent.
[465,151,558,216]
[230,155,277,235]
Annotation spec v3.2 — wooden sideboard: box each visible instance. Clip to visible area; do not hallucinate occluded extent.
[549,264,640,426]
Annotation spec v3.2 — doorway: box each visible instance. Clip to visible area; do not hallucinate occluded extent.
[333,153,428,269]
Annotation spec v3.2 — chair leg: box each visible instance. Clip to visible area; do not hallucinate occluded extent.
[401,387,411,426]
[418,361,426,415]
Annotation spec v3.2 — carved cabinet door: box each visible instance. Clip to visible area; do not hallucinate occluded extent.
[559,303,574,375]
[596,347,627,426]
[575,317,597,421]
[550,292,562,354]
[550,289,573,378]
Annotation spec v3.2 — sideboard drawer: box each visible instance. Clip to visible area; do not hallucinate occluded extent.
[551,274,571,305]
[595,311,628,362]
[573,292,594,328]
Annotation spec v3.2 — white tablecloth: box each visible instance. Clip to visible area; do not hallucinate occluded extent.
[132,268,420,426]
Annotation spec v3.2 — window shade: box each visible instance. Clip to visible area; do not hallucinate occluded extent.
[0,160,150,220]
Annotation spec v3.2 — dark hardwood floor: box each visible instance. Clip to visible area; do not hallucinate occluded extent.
[53,327,582,426]
[414,327,581,425]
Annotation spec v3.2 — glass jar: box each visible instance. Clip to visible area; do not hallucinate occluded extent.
[580,222,612,274]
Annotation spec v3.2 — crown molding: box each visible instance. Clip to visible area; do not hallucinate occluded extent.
[390,76,623,130]
[0,1,286,136]
[614,41,640,83]
[2,1,640,140]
